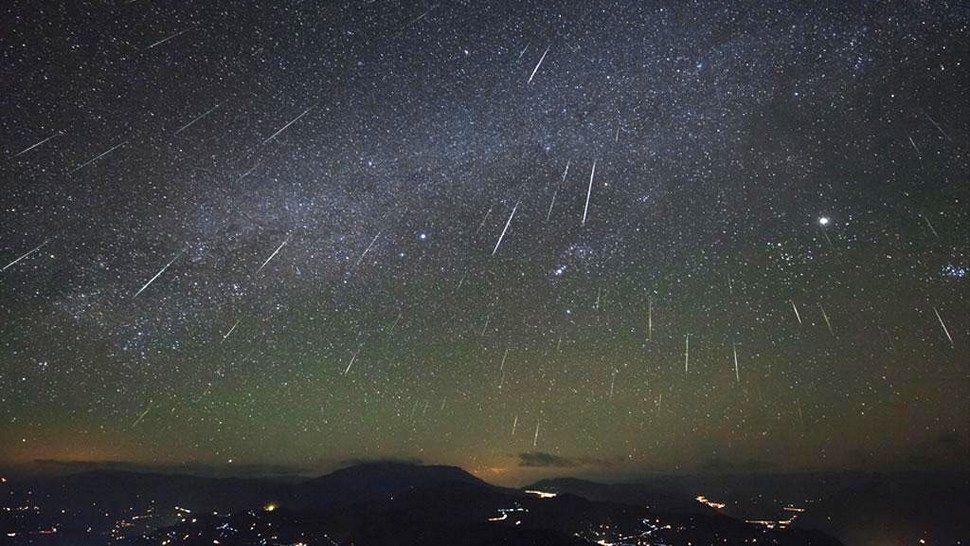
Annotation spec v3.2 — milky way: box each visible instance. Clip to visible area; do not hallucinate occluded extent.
[1,1,967,482]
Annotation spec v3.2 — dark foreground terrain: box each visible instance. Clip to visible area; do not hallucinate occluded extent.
[531,471,970,545]
[2,463,965,545]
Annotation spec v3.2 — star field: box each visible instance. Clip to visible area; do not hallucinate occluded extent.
[1,0,967,482]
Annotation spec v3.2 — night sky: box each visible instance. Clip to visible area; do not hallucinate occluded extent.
[1,1,967,484]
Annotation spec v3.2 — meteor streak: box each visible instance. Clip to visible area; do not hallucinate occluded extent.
[533,412,541,447]
[546,160,570,221]
[131,401,154,427]
[257,236,289,274]
[491,202,518,256]
[355,231,381,268]
[582,160,596,226]
[527,45,550,84]
[262,107,314,145]
[790,300,803,325]
[70,141,126,173]
[907,135,922,159]
[14,133,58,157]
[920,214,939,238]
[174,104,220,135]
[818,303,833,335]
[344,349,361,375]
[2,240,48,272]
[387,312,403,335]
[148,28,191,49]
[684,334,690,378]
[923,110,951,141]
[476,207,493,235]
[933,307,954,347]
[647,298,653,340]
[732,343,740,383]
[134,249,184,297]
[222,319,241,341]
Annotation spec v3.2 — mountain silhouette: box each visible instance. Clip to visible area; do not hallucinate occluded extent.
[288,462,497,508]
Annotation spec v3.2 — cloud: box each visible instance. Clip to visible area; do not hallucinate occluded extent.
[32,459,150,473]
[29,459,309,478]
[517,452,615,468]
[337,457,424,467]
[26,457,437,479]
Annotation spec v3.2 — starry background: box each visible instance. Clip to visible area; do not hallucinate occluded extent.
[1,0,967,483]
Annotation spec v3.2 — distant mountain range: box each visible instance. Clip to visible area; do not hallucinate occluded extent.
[4,462,965,545]
[529,470,970,545]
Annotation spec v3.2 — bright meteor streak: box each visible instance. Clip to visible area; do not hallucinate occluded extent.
[527,45,550,84]
[491,202,519,256]
[933,307,954,348]
[257,237,289,274]
[134,249,184,297]
[2,240,49,272]
[582,160,596,226]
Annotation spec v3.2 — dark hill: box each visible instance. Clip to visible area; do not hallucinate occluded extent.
[287,462,497,508]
